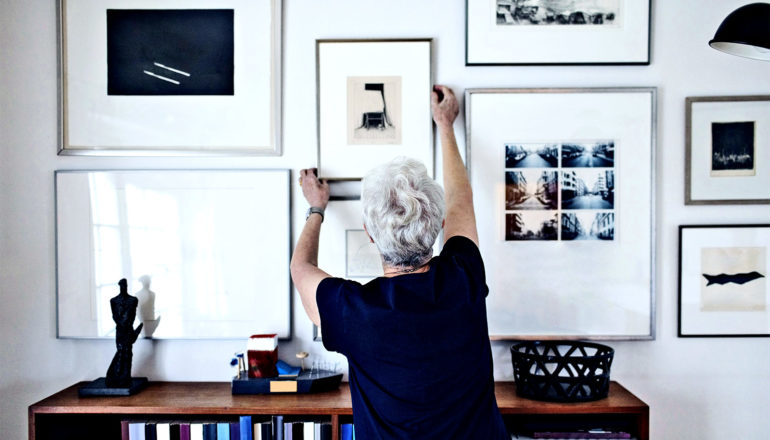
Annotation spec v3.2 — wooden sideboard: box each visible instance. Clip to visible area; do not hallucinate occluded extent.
[29,381,648,439]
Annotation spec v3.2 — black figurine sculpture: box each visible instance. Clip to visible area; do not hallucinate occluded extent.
[105,278,143,387]
[78,279,148,397]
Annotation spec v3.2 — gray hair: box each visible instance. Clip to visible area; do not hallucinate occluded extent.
[361,157,445,268]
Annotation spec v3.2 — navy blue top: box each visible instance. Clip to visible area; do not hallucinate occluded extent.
[317,236,508,439]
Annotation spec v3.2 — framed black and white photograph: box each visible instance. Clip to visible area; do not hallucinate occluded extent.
[679,225,770,337]
[561,212,615,241]
[467,88,656,339]
[466,0,650,65]
[505,211,559,241]
[686,96,770,204]
[561,169,615,210]
[317,39,433,180]
[505,170,559,210]
[58,0,282,155]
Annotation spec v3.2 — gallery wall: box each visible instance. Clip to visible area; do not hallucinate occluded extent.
[1,0,770,439]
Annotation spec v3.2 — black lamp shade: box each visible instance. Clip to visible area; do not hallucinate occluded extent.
[710,3,770,60]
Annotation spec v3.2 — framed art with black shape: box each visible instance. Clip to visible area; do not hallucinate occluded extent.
[685,96,770,205]
[466,0,650,65]
[466,88,656,340]
[678,225,770,337]
[56,169,292,339]
[58,0,282,155]
[316,39,433,180]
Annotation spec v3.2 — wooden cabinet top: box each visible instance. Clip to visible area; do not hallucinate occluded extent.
[30,381,647,417]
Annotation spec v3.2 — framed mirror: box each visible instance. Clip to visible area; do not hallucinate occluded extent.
[55,169,292,339]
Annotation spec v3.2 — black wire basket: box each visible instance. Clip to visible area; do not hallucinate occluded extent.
[510,340,614,402]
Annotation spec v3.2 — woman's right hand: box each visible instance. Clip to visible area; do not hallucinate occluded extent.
[431,85,459,130]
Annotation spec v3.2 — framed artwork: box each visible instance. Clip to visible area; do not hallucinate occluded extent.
[56,169,292,339]
[679,225,770,337]
[316,39,434,180]
[685,96,770,205]
[58,0,282,155]
[466,88,656,340]
[465,0,650,65]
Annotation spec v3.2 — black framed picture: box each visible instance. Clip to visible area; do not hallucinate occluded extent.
[466,0,651,65]
[679,224,770,337]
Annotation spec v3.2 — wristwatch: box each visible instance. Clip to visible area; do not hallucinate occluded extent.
[305,206,325,222]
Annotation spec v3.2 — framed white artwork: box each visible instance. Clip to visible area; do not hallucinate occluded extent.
[679,224,770,337]
[466,0,651,65]
[466,88,656,340]
[316,39,434,180]
[685,95,770,205]
[58,0,282,155]
[56,169,292,339]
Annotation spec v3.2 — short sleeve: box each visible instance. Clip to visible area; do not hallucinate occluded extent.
[316,277,347,353]
[440,236,488,297]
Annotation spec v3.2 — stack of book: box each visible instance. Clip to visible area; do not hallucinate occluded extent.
[121,416,342,440]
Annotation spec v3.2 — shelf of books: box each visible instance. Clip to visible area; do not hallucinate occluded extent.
[29,381,648,440]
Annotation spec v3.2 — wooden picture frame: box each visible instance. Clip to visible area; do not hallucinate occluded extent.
[678,224,770,337]
[685,96,770,205]
[466,0,651,65]
[466,88,656,340]
[316,39,434,180]
[58,0,282,156]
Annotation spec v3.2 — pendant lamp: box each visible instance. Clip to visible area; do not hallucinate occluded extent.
[709,3,770,60]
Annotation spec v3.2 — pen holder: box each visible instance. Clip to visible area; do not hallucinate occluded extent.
[247,334,279,378]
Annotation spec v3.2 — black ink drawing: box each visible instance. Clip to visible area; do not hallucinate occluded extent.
[347,76,402,145]
[703,271,765,286]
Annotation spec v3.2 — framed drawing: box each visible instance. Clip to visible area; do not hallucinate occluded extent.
[316,39,434,180]
[685,96,770,205]
[466,88,656,339]
[56,169,292,339]
[58,0,282,155]
[679,225,770,337]
[466,0,650,65]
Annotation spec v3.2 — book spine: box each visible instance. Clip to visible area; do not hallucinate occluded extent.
[146,423,158,440]
[271,415,283,440]
[239,416,252,440]
[303,421,314,440]
[340,423,354,440]
[319,423,332,440]
[157,423,171,440]
[217,422,230,440]
[178,423,191,440]
[129,422,146,440]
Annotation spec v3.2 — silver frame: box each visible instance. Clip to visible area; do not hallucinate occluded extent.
[315,38,435,181]
[54,168,294,340]
[465,87,657,341]
[57,0,283,156]
[685,95,770,205]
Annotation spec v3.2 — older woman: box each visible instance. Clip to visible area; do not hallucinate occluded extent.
[291,85,507,439]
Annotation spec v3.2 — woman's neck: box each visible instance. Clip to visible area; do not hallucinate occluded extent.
[382,262,430,278]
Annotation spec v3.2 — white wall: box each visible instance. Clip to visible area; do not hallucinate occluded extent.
[2,0,770,438]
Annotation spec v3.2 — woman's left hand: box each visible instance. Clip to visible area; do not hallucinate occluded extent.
[299,168,330,209]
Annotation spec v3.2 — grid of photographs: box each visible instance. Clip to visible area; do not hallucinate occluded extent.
[504,141,616,241]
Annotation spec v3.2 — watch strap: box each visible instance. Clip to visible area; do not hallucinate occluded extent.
[306,206,325,222]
